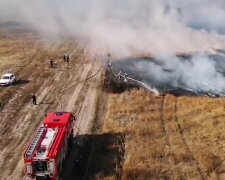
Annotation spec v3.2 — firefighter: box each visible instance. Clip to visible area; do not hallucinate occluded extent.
[63,54,67,62]
[50,59,54,68]
[124,73,128,82]
[66,55,70,63]
[118,71,122,81]
[32,94,37,105]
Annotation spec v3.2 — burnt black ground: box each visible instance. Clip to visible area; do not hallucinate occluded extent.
[62,133,125,180]
[109,52,225,96]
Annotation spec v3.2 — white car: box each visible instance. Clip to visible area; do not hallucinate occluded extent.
[0,73,16,86]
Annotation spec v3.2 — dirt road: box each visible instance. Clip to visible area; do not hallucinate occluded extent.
[0,38,103,179]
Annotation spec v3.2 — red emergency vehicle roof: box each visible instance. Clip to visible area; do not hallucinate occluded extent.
[24,112,74,162]
[43,112,73,128]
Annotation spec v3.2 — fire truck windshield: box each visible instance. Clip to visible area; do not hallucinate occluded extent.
[34,161,48,173]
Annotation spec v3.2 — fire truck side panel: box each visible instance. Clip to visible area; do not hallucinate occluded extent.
[50,127,69,179]
[24,112,74,180]
[48,127,65,157]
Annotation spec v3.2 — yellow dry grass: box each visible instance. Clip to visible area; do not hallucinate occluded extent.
[0,33,82,110]
[103,90,225,179]
[0,32,91,179]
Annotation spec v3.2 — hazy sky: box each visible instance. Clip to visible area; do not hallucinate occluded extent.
[0,0,225,55]
[1,0,225,93]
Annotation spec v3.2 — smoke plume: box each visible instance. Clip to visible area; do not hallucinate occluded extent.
[1,0,225,94]
[112,53,225,95]
[0,0,225,56]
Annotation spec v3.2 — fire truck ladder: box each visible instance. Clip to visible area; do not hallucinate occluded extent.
[26,127,46,158]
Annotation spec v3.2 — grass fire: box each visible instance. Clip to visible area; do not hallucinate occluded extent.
[1,1,225,180]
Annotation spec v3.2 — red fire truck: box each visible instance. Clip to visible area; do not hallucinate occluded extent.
[24,112,75,180]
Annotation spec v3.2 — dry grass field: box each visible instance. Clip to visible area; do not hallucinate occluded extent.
[0,30,102,180]
[2,28,225,180]
[103,90,225,180]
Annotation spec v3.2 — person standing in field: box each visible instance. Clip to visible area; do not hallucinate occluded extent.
[32,94,37,105]
[50,59,54,68]
[63,54,67,62]
[66,55,70,63]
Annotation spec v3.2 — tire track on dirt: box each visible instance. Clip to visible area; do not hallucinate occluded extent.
[61,61,102,180]
[0,39,87,179]
[174,97,206,180]
[65,63,92,111]
[0,50,47,112]
[0,83,56,180]
[75,67,101,134]
[0,68,66,180]
[3,60,82,180]
[0,51,101,179]
[0,69,55,134]
[0,83,47,149]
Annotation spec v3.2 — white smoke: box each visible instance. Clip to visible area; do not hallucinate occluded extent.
[133,54,225,94]
[0,0,225,56]
[1,0,225,93]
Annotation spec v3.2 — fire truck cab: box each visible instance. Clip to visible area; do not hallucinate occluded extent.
[24,112,75,180]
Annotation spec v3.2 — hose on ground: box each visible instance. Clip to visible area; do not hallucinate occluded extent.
[56,55,103,111]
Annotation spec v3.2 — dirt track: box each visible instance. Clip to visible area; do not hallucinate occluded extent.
[0,36,103,179]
